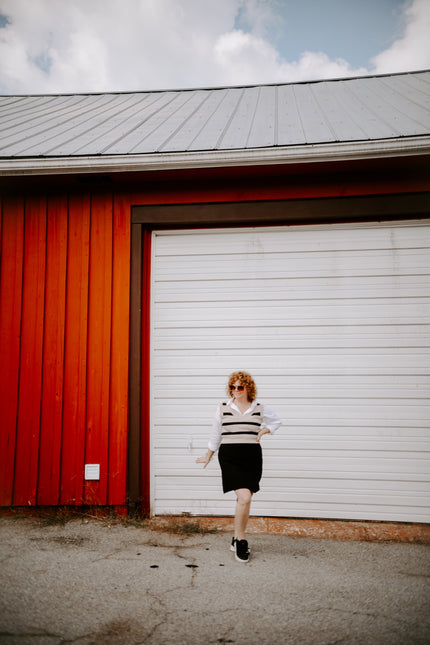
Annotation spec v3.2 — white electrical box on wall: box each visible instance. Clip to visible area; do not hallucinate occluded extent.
[84,464,100,481]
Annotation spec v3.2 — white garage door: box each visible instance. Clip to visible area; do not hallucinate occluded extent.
[150,219,430,522]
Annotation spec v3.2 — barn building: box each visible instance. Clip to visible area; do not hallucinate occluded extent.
[0,70,429,534]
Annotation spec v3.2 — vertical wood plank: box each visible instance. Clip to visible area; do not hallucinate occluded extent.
[13,196,47,506]
[60,193,90,505]
[108,194,131,506]
[37,195,68,505]
[84,193,113,505]
[0,196,24,505]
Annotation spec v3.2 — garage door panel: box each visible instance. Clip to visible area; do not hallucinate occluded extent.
[154,477,430,496]
[154,305,430,327]
[153,496,430,523]
[153,450,429,474]
[153,384,428,399]
[155,484,428,514]
[153,402,429,424]
[155,222,430,256]
[155,276,430,302]
[265,434,430,451]
[153,353,430,374]
[152,373,430,386]
[153,426,430,446]
[150,220,430,522]
[262,477,430,495]
[155,249,429,281]
[152,500,430,522]
[250,501,430,523]
[155,323,430,339]
[154,331,430,351]
[154,424,430,439]
[258,487,430,510]
[153,369,429,381]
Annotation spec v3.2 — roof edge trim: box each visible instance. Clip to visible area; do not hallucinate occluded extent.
[1,136,429,176]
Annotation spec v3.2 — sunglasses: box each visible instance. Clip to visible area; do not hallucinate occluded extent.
[230,385,244,391]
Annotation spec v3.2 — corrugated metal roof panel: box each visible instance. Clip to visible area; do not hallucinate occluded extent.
[219,86,261,149]
[309,83,368,141]
[293,84,336,143]
[157,90,224,152]
[59,93,152,155]
[248,86,277,148]
[134,90,211,153]
[186,88,243,151]
[0,71,429,169]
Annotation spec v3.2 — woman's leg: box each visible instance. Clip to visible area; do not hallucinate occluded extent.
[234,488,253,540]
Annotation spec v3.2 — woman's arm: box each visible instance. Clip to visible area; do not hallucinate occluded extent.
[195,449,214,468]
[196,403,221,467]
[257,403,281,442]
[207,402,222,452]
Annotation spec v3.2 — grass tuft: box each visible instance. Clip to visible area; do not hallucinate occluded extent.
[146,515,218,536]
[1,507,219,536]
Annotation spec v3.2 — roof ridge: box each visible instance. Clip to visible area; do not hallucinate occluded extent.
[1,70,429,99]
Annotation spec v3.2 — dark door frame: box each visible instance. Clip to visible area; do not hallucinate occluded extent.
[128,192,430,516]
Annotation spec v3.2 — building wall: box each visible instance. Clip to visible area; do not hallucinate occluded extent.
[0,191,130,507]
[0,158,429,510]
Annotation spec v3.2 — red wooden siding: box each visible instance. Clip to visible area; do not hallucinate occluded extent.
[0,190,131,508]
[60,193,90,504]
[13,196,47,506]
[109,195,131,505]
[38,195,68,504]
[84,193,113,505]
[0,158,428,509]
[0,196,24,505]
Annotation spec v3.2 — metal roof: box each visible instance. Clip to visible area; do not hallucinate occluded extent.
[0,70,429,175]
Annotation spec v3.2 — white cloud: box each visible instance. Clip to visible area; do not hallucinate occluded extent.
[371,0,430,74]
[280,51,368,83]
[0,0,242,92]
[0,0,428,94]
[215,29,282,84]
[214,30,367,85]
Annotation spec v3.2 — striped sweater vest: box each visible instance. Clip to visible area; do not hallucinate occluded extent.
[220,402,263,444]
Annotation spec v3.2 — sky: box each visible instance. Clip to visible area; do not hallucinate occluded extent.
[0,0,429,94]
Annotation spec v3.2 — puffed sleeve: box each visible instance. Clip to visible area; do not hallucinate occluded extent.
[261,403,281,434]
[208,402,222,452]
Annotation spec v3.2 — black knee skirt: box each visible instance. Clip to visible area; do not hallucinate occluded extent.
[218,443,263,494]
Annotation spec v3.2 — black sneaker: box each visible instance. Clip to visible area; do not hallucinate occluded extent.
[231,537,251,554]
[235,539,249,563]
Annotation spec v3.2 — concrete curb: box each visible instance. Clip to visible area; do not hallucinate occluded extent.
[2,508,429,543]
[152,515,430,543]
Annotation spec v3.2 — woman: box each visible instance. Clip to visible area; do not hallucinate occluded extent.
[196,371,281,563]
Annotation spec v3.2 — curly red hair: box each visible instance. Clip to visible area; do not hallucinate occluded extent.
[227,371,257,402]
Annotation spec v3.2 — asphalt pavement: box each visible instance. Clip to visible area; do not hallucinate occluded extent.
[0,515,429,645]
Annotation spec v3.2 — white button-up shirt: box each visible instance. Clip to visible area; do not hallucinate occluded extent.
[208,398,281,452]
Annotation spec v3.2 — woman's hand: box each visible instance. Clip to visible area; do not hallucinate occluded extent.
[257,427,271,442]
[196,450,214,468]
